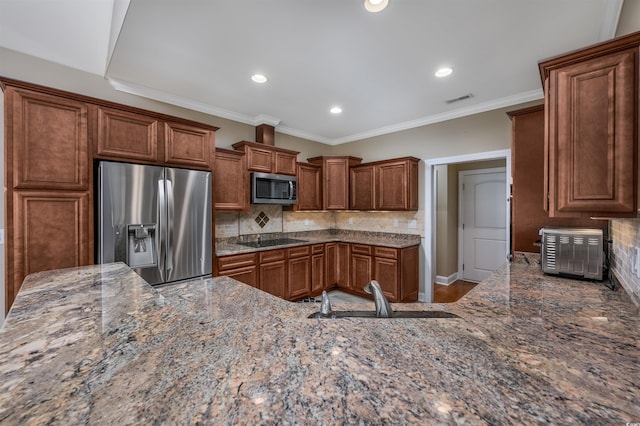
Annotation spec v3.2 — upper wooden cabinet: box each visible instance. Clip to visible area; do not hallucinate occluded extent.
[376,157,419,210]
[232,140,299,176]
[96,106,159,162]
[350,157,419,211]
[350,164,375,210]
[293,162,322,211]
[308,156,362,210]
[164,121,214,168]
[214,148,248,211]
[539,31,640,218]
[7,87,89,191]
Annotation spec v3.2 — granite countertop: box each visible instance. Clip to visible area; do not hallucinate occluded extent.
[216,230,422,256]
[1,260,639,424]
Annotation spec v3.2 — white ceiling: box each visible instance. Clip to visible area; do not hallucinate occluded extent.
[0,0,624,145]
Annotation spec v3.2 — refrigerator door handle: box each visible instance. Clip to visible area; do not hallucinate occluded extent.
[166,177,174,274]
[157,178,167,282]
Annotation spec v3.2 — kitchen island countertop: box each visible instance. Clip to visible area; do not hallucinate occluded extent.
[0,259,638,424]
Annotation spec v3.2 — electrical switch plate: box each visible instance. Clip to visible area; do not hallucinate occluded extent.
[393,219,399,227]
[408,220,417,229]
[635,247,640,278]
[0,229,3,244]
[348,218,353,225]
[304,219,310,226]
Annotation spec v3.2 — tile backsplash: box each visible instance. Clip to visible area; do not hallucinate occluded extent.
[610,218,640,306]
[215,206,425,238]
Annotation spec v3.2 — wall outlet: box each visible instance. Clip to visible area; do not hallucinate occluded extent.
[304,219,310,226]
[408,220,417,229]
[0,229,3,244]
[348,218,353,225]
[393,219,399,227]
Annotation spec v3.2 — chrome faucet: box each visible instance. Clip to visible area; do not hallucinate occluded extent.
[363,280,393,318]
[320,290,333,316]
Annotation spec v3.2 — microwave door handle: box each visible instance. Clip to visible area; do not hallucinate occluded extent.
[289,181,294,200]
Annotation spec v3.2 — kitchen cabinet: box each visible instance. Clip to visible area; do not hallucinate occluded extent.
[311,244,325,294]
[325,242,350,289]
[376,157,419,211]
[232,140,299,176]
[350,164,375,210]
[287,246,311,300]
[164,121,214,168]
[214,148,249,211]
[350,157,419,211]
[349,243,419,302]
[215,252,258,287]
[259,249,287,299]
[3,84,93,312]
[350,244,373,296]
[308,156,362,210]
[292,162,322,211]
[539,31,640,218]
[96,106,159,162]
[508,105,607,253]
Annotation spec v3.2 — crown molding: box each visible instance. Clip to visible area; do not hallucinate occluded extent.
[327,89,544,145]
[599,0,624,41]
[107,77,280,127]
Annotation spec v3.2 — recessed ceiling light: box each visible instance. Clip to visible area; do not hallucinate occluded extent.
[330,106,342,114]
[364,0,389,13]
[435,67,453,78]
[251,74,268,83]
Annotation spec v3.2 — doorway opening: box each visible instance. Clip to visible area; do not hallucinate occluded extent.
[422,149,510,302]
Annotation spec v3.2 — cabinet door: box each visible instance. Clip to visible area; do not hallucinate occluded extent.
[222,266,258,288]
[377,160,418,210]
[274,151,297,176]
[214,149,248,211]
[245,146,273,173]
[287,256,311,300]
[325,243,337,287]
[324,158,350,210]
[373,257,399,301]
[311,253,325,294]
[259,260,287,299]
[9,87,89,190]
[350,165,375,210]
[296,163,322,210]
[351,253,372,293]
[96,106,159,162]
[547,47,637,217]
[164,121,214,168]
[10,191,92,307]
[337,242,351,288]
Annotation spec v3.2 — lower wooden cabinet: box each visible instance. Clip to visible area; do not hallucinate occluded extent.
[9,191,92,309]
[287,246,311,299]
[259,249,287,299]
[311,244,325,294]
[215,241,418,302]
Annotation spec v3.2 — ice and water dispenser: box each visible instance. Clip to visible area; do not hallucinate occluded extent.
[126,224,157,268]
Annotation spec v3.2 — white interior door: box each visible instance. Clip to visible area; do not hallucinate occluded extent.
[459,168,507,282]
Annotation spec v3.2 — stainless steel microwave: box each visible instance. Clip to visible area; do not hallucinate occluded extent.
[251,172,297,205]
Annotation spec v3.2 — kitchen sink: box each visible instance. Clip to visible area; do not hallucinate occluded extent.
[307,310,461,319]
[238,238,308,248]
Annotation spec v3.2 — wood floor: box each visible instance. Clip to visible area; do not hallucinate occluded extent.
[433,280,478,303]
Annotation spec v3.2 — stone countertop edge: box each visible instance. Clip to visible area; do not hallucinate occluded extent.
[0,261,639,424]
[216,229,422,256]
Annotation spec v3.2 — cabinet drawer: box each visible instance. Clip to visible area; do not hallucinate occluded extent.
[312,244,324,254]
[217,252,257,271]
[260,249,286,263]
[351,243,372,255]
[288,245,310,258]
[374,246,398,259]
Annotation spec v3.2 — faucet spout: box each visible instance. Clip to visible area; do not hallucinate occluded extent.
[363,280,393,318]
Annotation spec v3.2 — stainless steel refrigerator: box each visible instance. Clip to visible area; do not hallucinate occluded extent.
[97,161,212,285]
